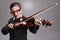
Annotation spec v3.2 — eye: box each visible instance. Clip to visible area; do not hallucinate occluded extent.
[16,9,20,12]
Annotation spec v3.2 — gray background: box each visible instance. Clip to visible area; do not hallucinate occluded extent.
[0,0,60,40]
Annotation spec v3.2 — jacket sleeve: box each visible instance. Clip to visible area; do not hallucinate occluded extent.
[1,18,13,35]
[1,24,11,35]
[29,18,39,34]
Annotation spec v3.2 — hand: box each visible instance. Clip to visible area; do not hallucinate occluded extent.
[15,21,26,26]
[21,21,27,25]
[8,23,14,29]
[35,18,42,25]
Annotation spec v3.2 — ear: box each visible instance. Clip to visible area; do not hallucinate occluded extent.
[21,9,23,11]
[20,9,23,13]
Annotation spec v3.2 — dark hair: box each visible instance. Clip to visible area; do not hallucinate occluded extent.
[10,2,21,10]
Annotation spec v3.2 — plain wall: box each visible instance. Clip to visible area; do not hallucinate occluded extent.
[0,0,60,40]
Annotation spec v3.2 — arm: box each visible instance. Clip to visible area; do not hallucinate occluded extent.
[1,18,13,35]
[1,24,11,35]
[29,18,39,34]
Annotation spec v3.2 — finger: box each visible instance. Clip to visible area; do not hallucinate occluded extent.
[21,22,26,25]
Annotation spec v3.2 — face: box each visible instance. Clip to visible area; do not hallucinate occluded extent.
[11,5,22,18]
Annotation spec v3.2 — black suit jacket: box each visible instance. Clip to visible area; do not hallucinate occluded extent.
[1,16,39,40]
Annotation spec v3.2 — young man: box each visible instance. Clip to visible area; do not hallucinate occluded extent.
[1,2,40,40]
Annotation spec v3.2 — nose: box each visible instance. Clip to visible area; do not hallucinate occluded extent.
[14,12,17,15]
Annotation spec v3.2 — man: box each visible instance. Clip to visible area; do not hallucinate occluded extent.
[1,2,40,40]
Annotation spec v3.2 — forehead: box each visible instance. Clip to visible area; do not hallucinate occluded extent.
[12,5,20,11]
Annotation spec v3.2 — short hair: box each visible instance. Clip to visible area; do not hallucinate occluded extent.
[10,2,21,10]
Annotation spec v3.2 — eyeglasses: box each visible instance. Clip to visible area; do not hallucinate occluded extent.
[11,9,21,14]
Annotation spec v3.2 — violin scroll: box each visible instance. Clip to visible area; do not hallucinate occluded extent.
[39,19,52,27]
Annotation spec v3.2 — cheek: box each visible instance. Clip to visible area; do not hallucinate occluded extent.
[18,12,21,15]
[11,13,15,16]
[12,13,18,16]
[15,12,21,16]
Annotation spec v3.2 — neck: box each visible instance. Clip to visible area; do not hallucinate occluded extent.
[15,15,22,19]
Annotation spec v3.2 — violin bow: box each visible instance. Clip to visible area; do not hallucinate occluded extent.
[24,3,58,22]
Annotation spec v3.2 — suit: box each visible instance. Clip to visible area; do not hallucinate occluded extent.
[1,16,39,40]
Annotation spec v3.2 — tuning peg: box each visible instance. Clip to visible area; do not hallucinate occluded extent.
[46,20,52,26]
[41,19,46,26]
[41,19,52,27]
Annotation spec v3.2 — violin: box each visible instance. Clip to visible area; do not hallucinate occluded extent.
[25,19,52,27]
[14,18,52,28]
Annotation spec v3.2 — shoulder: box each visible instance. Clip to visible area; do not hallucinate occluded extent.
[9,17,14,21]
[8,17,14,23]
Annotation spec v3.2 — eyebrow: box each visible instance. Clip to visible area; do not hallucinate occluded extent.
[12,9,20,11]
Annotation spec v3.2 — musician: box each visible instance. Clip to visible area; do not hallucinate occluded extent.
[1,2,40,40]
